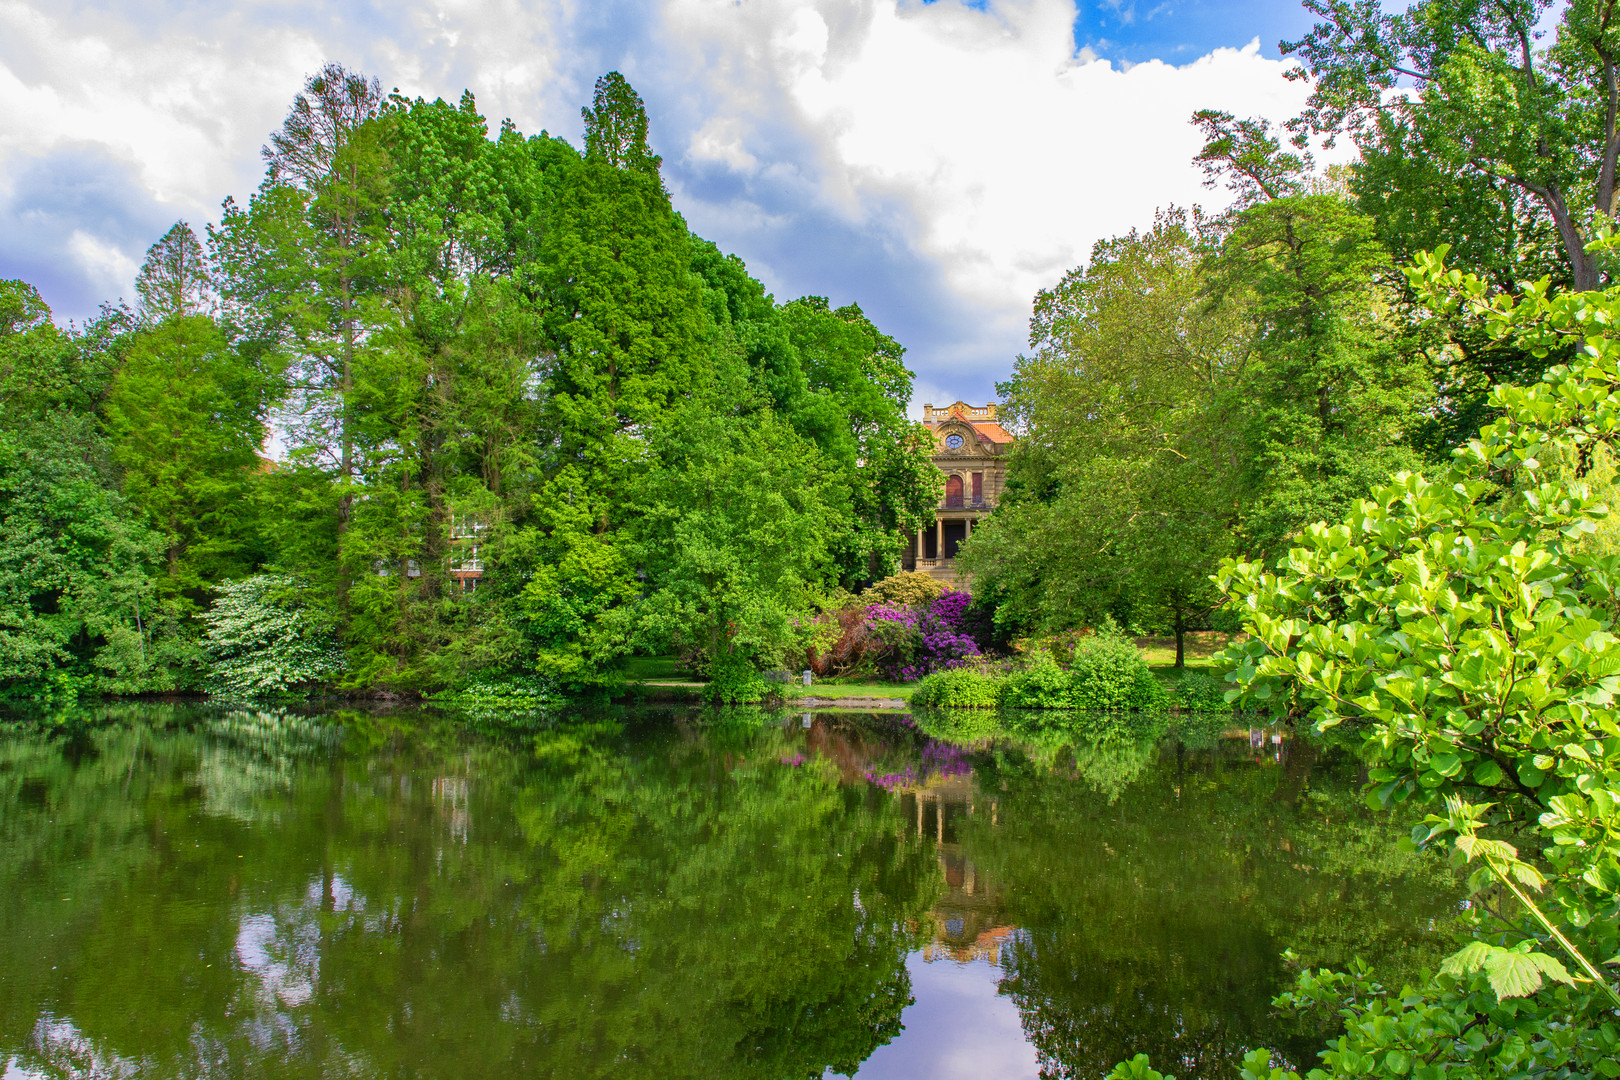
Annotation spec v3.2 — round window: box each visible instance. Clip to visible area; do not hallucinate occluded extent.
[945,433,964,449]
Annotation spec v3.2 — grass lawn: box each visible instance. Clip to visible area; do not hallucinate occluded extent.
[1137,631,1233,674]
[788,682,916,701]
[619,657,914,700]
[622,655,685,681]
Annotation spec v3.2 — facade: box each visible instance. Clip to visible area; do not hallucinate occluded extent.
[902,401,1013,584]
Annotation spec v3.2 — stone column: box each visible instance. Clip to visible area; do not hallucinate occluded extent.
[916,527,926,562]
[965,517,973,538]
[936,517,944,560]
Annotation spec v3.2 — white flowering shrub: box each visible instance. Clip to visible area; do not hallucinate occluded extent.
[200,575,345,698]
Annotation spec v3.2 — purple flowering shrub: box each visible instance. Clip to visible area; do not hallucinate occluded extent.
[790,588,982,681]
[866,589,980,681]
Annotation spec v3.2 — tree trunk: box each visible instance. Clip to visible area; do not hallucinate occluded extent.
[1541,182,1602,291]
[1174,610,1186,669]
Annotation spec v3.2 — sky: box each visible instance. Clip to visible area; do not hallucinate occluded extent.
[0,0,1325,412]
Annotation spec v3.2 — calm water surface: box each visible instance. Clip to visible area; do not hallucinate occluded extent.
[0,705,1460,1079]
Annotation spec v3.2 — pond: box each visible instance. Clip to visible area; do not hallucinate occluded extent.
[0,704,1462,1079]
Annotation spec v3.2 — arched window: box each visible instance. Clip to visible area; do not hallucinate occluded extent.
[945,474,963,508]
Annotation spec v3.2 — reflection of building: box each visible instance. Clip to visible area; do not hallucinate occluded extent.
[903,402,1013,585]
[905,774,1017,964]
[791,715,1017,964]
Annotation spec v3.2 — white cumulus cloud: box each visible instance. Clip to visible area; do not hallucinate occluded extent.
[0,0,1316,405]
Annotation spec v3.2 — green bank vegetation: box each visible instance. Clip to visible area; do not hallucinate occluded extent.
[0,70,940,705]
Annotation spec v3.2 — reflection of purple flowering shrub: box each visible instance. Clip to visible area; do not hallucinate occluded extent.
[864,766,919,792]
[862,738,975,790]
[866,589,980,681]
[921,741,972,778]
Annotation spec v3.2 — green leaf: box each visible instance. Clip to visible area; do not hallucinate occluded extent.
[1429,752,1463,777]
[1482,948,1545,999]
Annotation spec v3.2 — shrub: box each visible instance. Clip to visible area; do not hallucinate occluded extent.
[860,571,945,609]
[867,588,981,680]
[1066,631,1166,710]
[911,667,1004,708]
[1001,656,1077,708]
[791,585,983,682]
[995,632,1165,710]
[430,672,561,713]
[200,575,345,698]
[705,653,767,703]
[1172,671,1232,712]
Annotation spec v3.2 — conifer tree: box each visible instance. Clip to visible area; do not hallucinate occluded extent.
[134,222,212,321]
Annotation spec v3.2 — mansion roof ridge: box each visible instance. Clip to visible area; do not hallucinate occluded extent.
[921,400,1012,446]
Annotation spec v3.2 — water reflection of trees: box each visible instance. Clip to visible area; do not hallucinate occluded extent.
[0,705,1462,1080]
[906,714,1462,1080]
[0,706,940,1079]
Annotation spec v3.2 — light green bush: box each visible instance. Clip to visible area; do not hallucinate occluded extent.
[1001,632,1165,710]
[200,575,345,698]
[860,571,946,609]
[1171,670,1233,712]
[1066,631,1167,709]
[911,667,1004,708]
[1001,656,1076,708]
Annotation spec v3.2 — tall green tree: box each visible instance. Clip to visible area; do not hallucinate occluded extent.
[631,361,835,693]
[102,315,267,600]
[212,62,388,556]
[1283,0,1619,291]
[134,221,213,321]
[0,284,166,694]
[966,119,1432,654]
[959,210,1247,662]
[1194,114,1433,553]
[501,74,713,685]
[539,75,710,465]
[103,225,273,606]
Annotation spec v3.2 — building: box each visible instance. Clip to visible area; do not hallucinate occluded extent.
[902,401,1012,584]
[449,512,486,591]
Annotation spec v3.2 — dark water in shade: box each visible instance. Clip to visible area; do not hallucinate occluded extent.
[0,705,1462,1080]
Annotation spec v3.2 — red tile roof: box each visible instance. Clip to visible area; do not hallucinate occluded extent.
[971,422,1013,444]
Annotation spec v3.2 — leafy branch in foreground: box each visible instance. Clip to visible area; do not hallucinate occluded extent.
[1115,253,1620,1077]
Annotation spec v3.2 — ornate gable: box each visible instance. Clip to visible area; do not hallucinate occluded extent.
[936,418,978,455]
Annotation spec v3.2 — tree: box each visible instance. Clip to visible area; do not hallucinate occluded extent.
[630,364,835,696]
[0,279,119,418]
[581,71,662,176]
[1283,0,1620,291]
[959,210,1248,662]
[213,62,386,550]
[102,315,270,602]
[778,297,941,583]
[134,222,213,321]
[538,76,709,467]
[1195,113,1434,554]
[965,116,1433,657]
[686,243,939,585]
[0,416,160,692]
